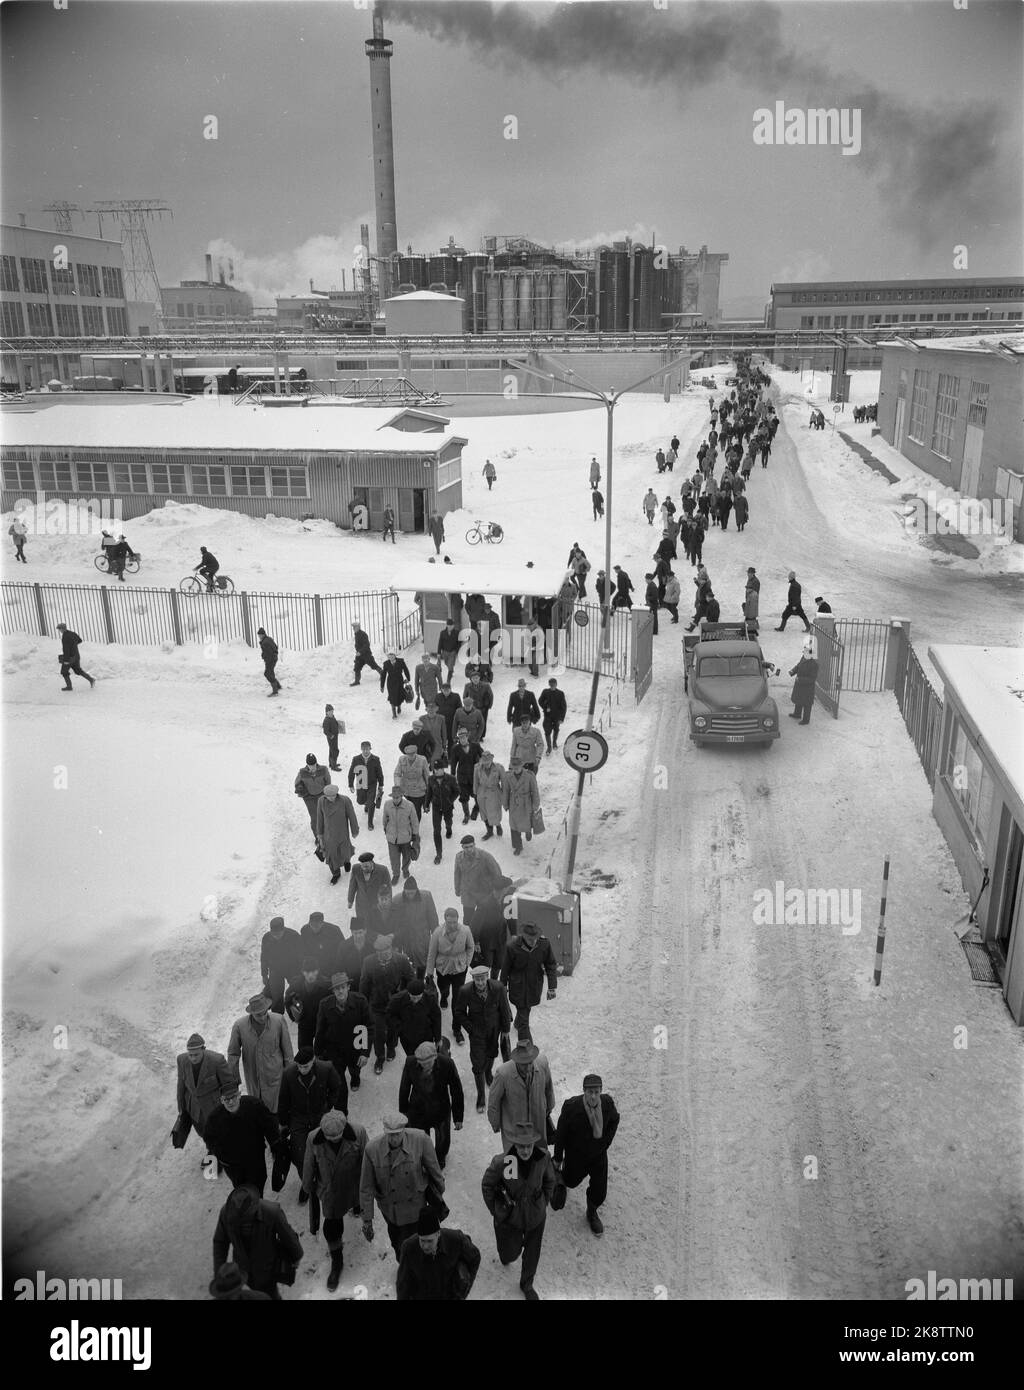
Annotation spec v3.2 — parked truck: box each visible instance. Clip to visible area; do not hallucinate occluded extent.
[684,621,780,748]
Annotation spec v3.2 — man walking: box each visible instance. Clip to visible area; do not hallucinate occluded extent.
[454,965,512,1113]
[481,1122,557,1301]
[553,1074,620,1236]
[314,971,372,1094]
[228,992,294,1114]
[789,640,820,725]
[424,762,460,865]
[204,1082,280,1194]
[359,934,415,1074]
[8,515,28,562]
[387,977,442,1057]
[56,623,95,691]
[502,757,541,857]
[348,741,383,829]
[592,487,604,521]
[347,852,392,930]
[316,784,360,887]
[482,459,497,490]
[302,1108,368,1292]
[322,704,343,772]
[487,1033,555,1152]
[426,908,475,1016]
[295,753,332,851]
[211,1183,302,1300]
[382,785,421,885]
[776,571,812,633]
[396,1210,481,1301]
[437,619,462,683]
[428,510,446,555]
[260,915,304,1015]
[744,566,760,630]
[360,1115,445,1258]
[398,1041,464,1170]
[382,505,396,543]
[285,957,335,1050]
[175,1032,233,1147]
[277,1048,346,1198]
[256,627,282,696]
[506,677,540,727]
[351,621,383,686]
[453,835,504,925]
[501,920,557,1031]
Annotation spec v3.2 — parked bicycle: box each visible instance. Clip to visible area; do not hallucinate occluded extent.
[466,520,504,546]
[179,573,236,595]
[94,550,141,575]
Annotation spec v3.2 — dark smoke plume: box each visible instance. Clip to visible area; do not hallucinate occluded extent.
[381,1,1012,245]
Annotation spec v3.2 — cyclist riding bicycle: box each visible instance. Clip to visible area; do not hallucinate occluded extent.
[195,546,220,592]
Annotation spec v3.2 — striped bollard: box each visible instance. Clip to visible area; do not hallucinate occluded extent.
[872,857,891,986]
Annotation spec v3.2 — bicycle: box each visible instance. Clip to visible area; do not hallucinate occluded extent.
[465,520,504,546]
[179,573,236,596]
[95,550,141,575]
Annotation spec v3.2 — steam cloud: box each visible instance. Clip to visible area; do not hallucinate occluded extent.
[382,0,1012,245]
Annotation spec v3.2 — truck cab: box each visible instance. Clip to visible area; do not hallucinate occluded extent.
[684,622,780,748]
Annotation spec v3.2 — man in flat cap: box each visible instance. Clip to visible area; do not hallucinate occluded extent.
[387,977,442,1058]
[314,971,372,1094]
[298,910,344,980]
[453,835,505,926]
[228,991,294,1114]
[396,1208,481,1302]
[276,1046,346,1201]
[359,933,414,1075]
[454,966,513,1114]
[553,1075,621,1236]
[203,1082,280,1195]
[175,1032,232,1150]
[487,1032,555,1153]
[260,915,304,1015]
[481,1121,557,1301]
[302,1107,369,1292]
[360,1114,445,1259]
[347,852,392,933]
[398,1040,464,1170]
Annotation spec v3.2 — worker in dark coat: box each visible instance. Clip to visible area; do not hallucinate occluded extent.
[776,571,812,632]
[360,935,415,1073]
[347,852,392,931]
[481,1123,557,1301]
[380,652,411,718]
[501,922,558,1032]
[314,972,372,1092]
[295,754,332,843]
[398,1040,465,1168]
[302,1109,369,1292]
[56,623,95,690]
[256,627,282,695]
[387,978,442,1056]
[175,1033,233,1142]
[506,679,541,726]
[351,622,382,685]
[428,510,446,555]
[298,912,344,981]
[611,565,633,609]
[285,960,334,1050]
[454,966,513,1111]
[435,683,462,745]
[322,704,343,771]
[348,742,384,829]
[211,1183,302,1300]
[276,1049,346,1197]
[204,1083,279,1194]
[397,1209,480,1301]
[424,764,460,867]
[553,1075,621,1236]
[789,643,820,725]
[260,915,304,1014]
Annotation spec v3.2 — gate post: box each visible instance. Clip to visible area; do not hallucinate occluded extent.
[240,592,253,647]
[33,582,47,637]
[169,587,183,645]
[99,585,115,643]
[883,618,910,691]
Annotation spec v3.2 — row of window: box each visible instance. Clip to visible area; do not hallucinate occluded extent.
[787,286,1023,305]
[945,716,995,846]
[1,255,124,300]
[906,372,988,460]
[170,304,230,318]
[1,458,309,499]
[1,301,128,337]
[796,311,1020,332]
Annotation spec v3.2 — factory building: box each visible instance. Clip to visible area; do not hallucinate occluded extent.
[160,255,254,331]
[384,290,465,336]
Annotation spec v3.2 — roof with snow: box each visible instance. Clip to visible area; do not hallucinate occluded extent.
[927,645,1024,814]
[878,333,1024,358]
[0,400,468,454]
[391,557,570,598]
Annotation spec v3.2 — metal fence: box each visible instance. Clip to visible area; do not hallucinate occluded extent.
[0,581,419,654]
[893,639,944,787]
[812,620,844,718]
[833,617,891,692]
[558,602,632,680]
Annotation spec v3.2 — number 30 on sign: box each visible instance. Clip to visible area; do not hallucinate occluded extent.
[562,729,610,773]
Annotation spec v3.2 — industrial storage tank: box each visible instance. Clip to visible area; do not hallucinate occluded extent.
[518,272,533,331]
[502,273,517,330]
[534,271,551,331]
[485,273,502,332]
[397,254,428,289]
[550,270,568,331]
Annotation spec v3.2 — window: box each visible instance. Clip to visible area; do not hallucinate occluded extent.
[2,301,25,336]
[75,461,110,492]
[3,459,36,490]
[908,369,931,444]
[918,314,933,323]
[945,718,995,845]
[868,315,882,326]
[799,316,814,329]
[436,456,461,491]
[216,305,226,317]
[39,456,73,490]
[834,315,848,328]
[817,316,832,329]
[189,464,227,496]
[20,257,48,293]
[936,313,951,322]
[27,303,54,335]
[56,304,80,336]
[901,314,917,323]
[2,255,19,291]
[884,314,898,324]
[269,466,308,497]
[102,266,124,299]
[50,263,76,296]
[81,305,104,335]
[953,312,969,321]
[106,307,128,335]
[150,463,187,494]
[930,372,959,458]
[850,315,864,329]
[966,381,989,429]
[1008,311,1023,321]
[111,464,150,492]
[76,263,101,297]
[230,465,267,496]
[197,304,207,316]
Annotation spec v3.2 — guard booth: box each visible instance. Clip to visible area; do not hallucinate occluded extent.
[390,557,572,666]
[504,876,582,977]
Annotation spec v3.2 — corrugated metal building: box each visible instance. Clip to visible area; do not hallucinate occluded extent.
[1,400,467,534]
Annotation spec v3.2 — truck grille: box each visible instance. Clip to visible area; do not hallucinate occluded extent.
[708,715,762,734]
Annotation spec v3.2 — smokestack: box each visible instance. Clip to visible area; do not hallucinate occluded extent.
[205,253,213,283]
[19,214,26,227]
[219,264,226,285]
[365,2,398,301]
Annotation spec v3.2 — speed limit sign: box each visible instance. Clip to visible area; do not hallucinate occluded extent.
[562,728,609,773]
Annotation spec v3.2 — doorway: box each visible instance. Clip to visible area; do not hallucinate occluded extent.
[398,487,426,533]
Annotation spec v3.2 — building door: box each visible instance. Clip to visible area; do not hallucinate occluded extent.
[959,380,988,498]
[991,812,1024,1024]
[893,369,908,449]
[398,487,426,533]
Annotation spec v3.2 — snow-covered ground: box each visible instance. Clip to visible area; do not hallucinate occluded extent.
[3,370,1023,1300]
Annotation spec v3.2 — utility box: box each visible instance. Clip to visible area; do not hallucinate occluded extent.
[509,876,582,976]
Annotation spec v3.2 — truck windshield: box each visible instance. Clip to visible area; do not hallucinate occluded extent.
[697,656,762,678]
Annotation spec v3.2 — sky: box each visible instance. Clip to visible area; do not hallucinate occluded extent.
[2,0,1021,315]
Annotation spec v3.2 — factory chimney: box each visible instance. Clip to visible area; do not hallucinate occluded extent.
[365,2,397,304]
[205,253,213,283]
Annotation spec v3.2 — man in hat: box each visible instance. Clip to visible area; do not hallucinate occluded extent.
[453,693,485,745]
[454,966,513,1113]
[276,1048,346,1200]
[260,915,303,1015]
[424,761,461,866]
[350,620,382,685]
[414,651,442,708]
[553,1075,621,1236]
[175,1032,233,1145]
[398,1040,464,1169]
[298,911,344,981]
[387,977,442,1057]
[481,1121,557,1301]
[449,726,483,823]
[316,782,360,887]
[743,566,760,629]
[509,715,545,774]
[382,785,421,886]
[360,1115,445,1259]
[55,623,95,691]
[393,743,430,819]
[463,667,493,732]
[209,1261,272,1301]
[347,852,392,931]
[285,958,335,1051]
[295,753,332,848]
[502,756,541,856]
[436,618,461,682]
[775,571,812,633]
[396,1209,481,1301]
[322,703,344,771]
[453,835,504,926]
[228,991,294,1113]
[212,1181,301,1299]
[789,640,820,725]
[302,1107,369,1292]
[256,627,282,696]
[336,919,377,989]
[359,934,415,1074]
[538,677,566,754]
[203,1082,280,1194]
[389,876,439,978]
[501,921,557,1031]
[487,1033,555,1152]
[435,680,463,747]
[314,971,372,1092]
[472,747,505,842]
[348,740,384,829]
[419,699,448,766]
[506,677,540,727]
[425,908,475,1018]
[814,595,832,616]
